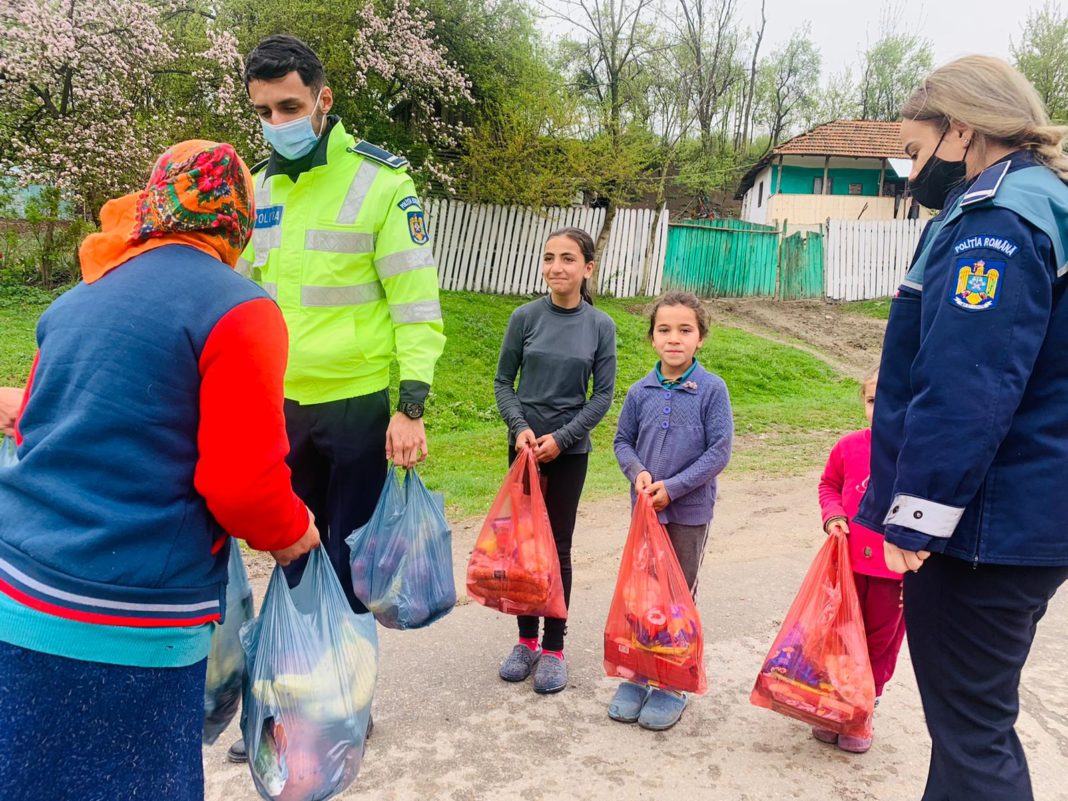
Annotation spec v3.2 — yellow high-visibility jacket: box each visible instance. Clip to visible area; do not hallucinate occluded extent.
[240,120,445,406]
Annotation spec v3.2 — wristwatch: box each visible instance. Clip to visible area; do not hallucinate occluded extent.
[398,401,424,420]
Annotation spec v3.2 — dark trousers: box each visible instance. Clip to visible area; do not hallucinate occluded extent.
[904,554,1068,801]
[0,642,206,801]
[665,521,710,600]
[281,391,390,614]
[508,447,589,652]
[854,573,906,697]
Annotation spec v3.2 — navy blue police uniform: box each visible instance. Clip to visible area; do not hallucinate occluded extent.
[856,151,1068,801]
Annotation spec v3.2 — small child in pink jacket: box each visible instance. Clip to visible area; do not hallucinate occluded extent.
[814,368,904,754]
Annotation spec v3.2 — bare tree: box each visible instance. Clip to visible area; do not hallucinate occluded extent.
[756,26,821,149]
[544,0,657,143]
[673,0,742,153]
[735,0,766,149]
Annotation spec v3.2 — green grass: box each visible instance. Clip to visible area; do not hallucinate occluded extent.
[0,288,866,517]
[841,298,892,319]
[0,286,52,385]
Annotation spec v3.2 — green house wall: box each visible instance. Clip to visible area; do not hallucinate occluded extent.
[770,165,885,197]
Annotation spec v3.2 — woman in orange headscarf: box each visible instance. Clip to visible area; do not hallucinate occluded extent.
[0,141,318,801]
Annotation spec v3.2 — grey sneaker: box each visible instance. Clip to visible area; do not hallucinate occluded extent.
[533,652,568,694]
[499,643,541,682]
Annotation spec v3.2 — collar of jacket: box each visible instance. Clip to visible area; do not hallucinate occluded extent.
[639,361,703,393]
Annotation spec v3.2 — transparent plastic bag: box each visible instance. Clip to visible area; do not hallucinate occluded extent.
[203,539,255,744]
[603,493,707,694]
[240,548,378,801]
[750,531,875,735]
[346,465,456,630]
[0,436,17,468]
[465,448,566,619]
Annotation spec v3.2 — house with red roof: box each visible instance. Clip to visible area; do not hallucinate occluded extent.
[735,120,913,226]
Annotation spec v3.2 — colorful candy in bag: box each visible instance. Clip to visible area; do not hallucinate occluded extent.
[241,548,378,801]
[346,465,456,630]
[203,539,255,744]
[0,436,17,467]
[750,531,875,735]
[466,448,566,619]
[604,493,707,694]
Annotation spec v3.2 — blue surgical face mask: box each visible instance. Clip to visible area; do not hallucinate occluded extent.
[261,88,325,160]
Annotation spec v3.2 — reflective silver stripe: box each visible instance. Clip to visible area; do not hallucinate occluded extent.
[375,248,435,279]
[252,173,277,266]
[263,282,278,300]
[301,282,385,307]
[235,257,253,277]
[901,278,923,291]
[883,494,963,539]
[304,229,375,254]
[252,226,281,267]
[336,160,381,224]
[390,299,442,324]
[254,171,271,208]
[1058,261,1068,278]
[0,556,219,613]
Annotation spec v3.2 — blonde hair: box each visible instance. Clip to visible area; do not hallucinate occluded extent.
[901,55,1068,180]
[861,366,879,398]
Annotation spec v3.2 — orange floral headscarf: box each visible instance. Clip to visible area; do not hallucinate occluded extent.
[79,140,255,284]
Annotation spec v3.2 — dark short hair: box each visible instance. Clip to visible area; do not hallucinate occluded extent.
[647,291,710,339]
[244,35,325,93]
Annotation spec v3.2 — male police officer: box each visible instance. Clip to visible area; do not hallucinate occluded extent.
[227,35,445,762]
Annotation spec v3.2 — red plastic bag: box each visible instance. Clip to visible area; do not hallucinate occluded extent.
[603,493,707,694]
[750,531,875,735]
[466,448,567,619]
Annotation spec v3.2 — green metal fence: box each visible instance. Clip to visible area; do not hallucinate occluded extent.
[662,221,824,299]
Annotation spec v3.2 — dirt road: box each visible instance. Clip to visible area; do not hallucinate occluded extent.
[204,471,1068,801]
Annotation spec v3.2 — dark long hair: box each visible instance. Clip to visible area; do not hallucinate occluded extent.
[546,226,596,305]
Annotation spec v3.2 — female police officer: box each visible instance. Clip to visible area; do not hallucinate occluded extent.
[855,56,1068,801]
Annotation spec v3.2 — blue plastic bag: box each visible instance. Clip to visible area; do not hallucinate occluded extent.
[240,548,378,801]
[203,539,254,744]
[346,466,456,630]
[0,436,17,468]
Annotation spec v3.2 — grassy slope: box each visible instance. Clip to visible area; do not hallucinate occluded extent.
[0,290,865,516]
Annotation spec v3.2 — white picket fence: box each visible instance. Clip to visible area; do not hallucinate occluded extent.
[422,198,669,297]
[825,219,926,300]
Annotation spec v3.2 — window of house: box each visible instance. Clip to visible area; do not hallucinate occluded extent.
[812,177,822,194]
[757,181,763,207]
[848,183,863,195]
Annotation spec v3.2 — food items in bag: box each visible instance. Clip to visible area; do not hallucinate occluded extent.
[347,467,456,630]
[604,494,707,694]
[242,549,378,801]
[750,532,875,733]
[466,449,567,619]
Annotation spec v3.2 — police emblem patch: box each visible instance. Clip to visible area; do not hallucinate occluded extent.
[951,258,1003,311]
[407,210,429,244]
[397,195,421,211]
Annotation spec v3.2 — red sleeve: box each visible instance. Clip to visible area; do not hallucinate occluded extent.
[817,438,847,525]
[13,351,40,446]
[194,298,307,552]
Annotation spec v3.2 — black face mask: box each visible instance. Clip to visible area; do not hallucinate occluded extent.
[908,129,968,210]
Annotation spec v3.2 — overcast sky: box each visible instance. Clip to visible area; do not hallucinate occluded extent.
[535,0,1045,84]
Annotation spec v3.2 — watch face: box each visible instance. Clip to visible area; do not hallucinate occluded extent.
[401,403,424,419]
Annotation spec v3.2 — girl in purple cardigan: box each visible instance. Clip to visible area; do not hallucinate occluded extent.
[610,291,733,731]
